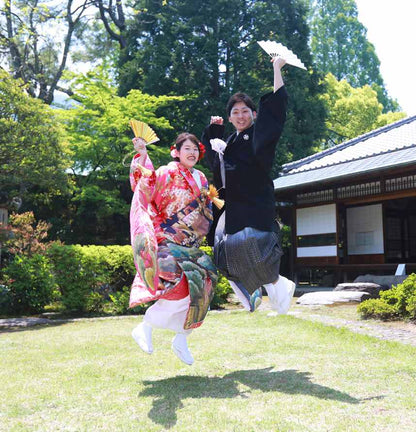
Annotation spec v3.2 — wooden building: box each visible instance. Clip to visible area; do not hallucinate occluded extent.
[274,115,416,287]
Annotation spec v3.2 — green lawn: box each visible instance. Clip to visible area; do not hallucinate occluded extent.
[1,310,416,431]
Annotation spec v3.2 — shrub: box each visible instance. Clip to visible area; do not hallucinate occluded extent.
[358,273,416,320]
[85,292,106,314]
[48,243,135,313]
[107,286,148,315]
[2,254,56,314]
[211,274,232,309]
[4,212,52,257]
[1,241,233,316]
[47,244,96,312]
[357,299,398,320]
[0,284,13,315]
[200,245,232,308]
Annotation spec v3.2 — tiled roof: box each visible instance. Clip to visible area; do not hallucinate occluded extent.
[274,115,416,191]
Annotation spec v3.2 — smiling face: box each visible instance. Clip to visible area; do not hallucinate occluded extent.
[228,101,256,133]
[177,139,200,170]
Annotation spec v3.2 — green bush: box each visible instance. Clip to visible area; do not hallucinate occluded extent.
[2,254,56,314]
[48,244,135,313]
[85,292,106,314]
[47,244,97,312]
[1,242,232,316]
[200,245,232,308]
[358,273,416,321]
[357,299,398,320]
[107,286,148,315]
[0,284,13,315]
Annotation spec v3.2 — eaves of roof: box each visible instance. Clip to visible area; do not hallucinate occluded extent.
[281,115,416,174]
[274,144,416,191]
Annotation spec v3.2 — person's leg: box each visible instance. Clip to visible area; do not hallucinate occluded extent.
[144,296,191,330]
[171,332,194,366]
[144,296,194,365]
[132,320,153,354]
[132,295,192,354]
[229,280,262,312]
[263,275,296,314]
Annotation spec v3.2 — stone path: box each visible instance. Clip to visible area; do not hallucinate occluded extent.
[259,297,416,347]
[286,310,416,347]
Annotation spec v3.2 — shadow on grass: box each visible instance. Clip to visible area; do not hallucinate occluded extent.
[0,319,70,333]
[139,367,361,428]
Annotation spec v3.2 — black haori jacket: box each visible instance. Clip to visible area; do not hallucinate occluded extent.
[201,86,288,245]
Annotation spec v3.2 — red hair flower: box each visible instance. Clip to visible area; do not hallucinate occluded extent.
[198,141,206,161]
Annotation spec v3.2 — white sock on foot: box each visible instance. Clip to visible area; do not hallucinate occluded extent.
[172,333,194,365]
[264,275,295,314]
[132,322,153,354]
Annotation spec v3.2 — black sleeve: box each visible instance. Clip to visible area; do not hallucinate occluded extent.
[201,123,225,171]
[252,86,288,173]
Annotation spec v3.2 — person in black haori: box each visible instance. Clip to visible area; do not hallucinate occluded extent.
[201,56,295,313]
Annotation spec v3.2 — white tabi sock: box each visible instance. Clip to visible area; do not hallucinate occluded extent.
[172,333,194,365]
[132,322,153,354]
[264,275,296,314]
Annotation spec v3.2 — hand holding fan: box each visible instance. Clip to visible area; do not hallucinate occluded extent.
[129,119,160,145]
[257,41,306,70]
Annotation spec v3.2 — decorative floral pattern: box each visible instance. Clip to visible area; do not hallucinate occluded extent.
[129,154,216,329]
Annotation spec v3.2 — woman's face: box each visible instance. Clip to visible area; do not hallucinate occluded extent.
[177,139,199,169]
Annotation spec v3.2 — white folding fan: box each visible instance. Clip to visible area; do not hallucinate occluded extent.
[129,119,160,145]
[257,40,307,70]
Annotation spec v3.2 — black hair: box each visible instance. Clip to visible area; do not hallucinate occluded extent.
[172,132,200,161]
[226,92,256,117]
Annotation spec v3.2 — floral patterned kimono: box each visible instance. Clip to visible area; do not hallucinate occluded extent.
[129,153,217,330]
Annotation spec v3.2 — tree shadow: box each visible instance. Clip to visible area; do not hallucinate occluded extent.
[139,367,362,428]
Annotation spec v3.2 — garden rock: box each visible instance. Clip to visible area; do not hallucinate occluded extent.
[333,282,388,298]
[354,274,407,289]
[296,291,371,305]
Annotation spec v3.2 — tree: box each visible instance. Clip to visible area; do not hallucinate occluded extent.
[92,0,127,50]
[320,73,406,146]
[117,0,327,175]
[0,0,92,104]
[3,212,52,257]
[0,69,71,213]
[56,67,181,243]
[308,0,398,112]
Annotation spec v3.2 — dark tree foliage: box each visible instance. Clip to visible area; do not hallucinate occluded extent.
[117,0,327,174]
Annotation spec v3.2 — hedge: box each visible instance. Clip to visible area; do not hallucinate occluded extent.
[1,244,232,316]
[1,254,56,314]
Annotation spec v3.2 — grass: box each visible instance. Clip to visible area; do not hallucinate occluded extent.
[1,310,416,431]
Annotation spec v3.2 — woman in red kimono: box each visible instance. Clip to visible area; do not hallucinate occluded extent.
[129,132,217,365]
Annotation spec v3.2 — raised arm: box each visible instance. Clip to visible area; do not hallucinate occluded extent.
[129,137,155,195]
[200,118,225,170]
[252,58,288,173]
[273,56,286,92]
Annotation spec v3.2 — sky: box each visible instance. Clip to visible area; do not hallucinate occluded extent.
[354,0,416,115]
